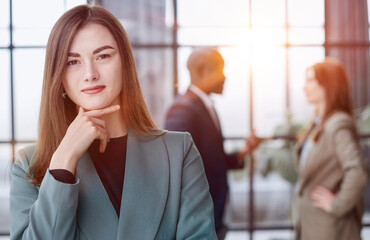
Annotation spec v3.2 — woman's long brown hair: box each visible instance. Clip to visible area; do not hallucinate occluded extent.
[298,57,354,144]
[29,5,157,185]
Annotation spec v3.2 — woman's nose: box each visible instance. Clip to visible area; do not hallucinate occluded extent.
[84,62,100,81]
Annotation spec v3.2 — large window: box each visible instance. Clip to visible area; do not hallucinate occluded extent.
[176,0,325,236]
[177,0,325,138]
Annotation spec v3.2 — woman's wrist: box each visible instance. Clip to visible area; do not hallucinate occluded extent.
[50,145,78,174]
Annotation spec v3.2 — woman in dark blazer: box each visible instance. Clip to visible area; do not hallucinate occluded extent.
[293,58,368,240]
[10,5,216,240]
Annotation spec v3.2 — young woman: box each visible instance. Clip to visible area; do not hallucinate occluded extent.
[247,58,368,239]
[10,5,216,240]
[294,58,368,240]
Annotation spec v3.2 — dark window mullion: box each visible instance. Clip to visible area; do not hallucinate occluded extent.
[173,0,178,97]
[248,1,254,239]
[9,0,15,160]
[285,0,290,111]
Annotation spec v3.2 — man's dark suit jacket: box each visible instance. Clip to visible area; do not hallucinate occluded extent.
[165,89,244,230]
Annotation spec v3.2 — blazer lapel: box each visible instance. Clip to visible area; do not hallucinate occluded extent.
[76,152,119,239]
[295,121,318,194]
[116,129,169,239]
[187,90,222,135]
[298,136,327,195]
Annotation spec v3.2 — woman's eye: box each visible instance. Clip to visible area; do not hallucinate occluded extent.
[97,54,110,60]
[67,60,79,66]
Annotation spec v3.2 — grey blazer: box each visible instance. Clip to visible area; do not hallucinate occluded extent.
[294,112,368,240]
[10,130,217,240]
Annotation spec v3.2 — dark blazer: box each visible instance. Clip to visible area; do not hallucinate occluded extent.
[10,130,217,240]
[165,89,243,230]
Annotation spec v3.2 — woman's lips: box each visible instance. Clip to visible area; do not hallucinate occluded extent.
[81,85,106,94]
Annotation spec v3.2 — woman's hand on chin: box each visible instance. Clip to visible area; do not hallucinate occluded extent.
[49,105,120,174]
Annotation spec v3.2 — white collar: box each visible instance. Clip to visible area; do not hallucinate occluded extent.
[189,84,214,109]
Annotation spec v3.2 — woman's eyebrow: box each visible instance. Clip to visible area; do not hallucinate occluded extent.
[68,52,80,57]
[68,45,115,57]
[93,45,114,54]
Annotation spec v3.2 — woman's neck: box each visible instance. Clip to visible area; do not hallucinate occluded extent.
[315,101,326,119]
[101,109,127,138]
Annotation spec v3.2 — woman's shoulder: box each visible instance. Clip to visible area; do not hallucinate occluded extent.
[14,144,36,170]
[162,130,193,143]
[162,130,192,137]
[161,131,195,154]
[132,129,194,148]
[324,111,355,133]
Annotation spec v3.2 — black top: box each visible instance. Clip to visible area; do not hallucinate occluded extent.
[49,169,75,184]
[50,135,127,216]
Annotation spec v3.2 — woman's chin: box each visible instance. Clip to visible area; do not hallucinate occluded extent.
[77,98,120,111]
[80,103,110,111]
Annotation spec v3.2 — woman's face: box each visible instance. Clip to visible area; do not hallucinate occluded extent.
[63,23,123,110]
[304,68,326,106]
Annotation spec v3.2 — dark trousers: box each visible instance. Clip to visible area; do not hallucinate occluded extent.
[216,224,227,240]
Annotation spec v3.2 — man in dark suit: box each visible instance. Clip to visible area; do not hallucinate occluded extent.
[165,47,255,239]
